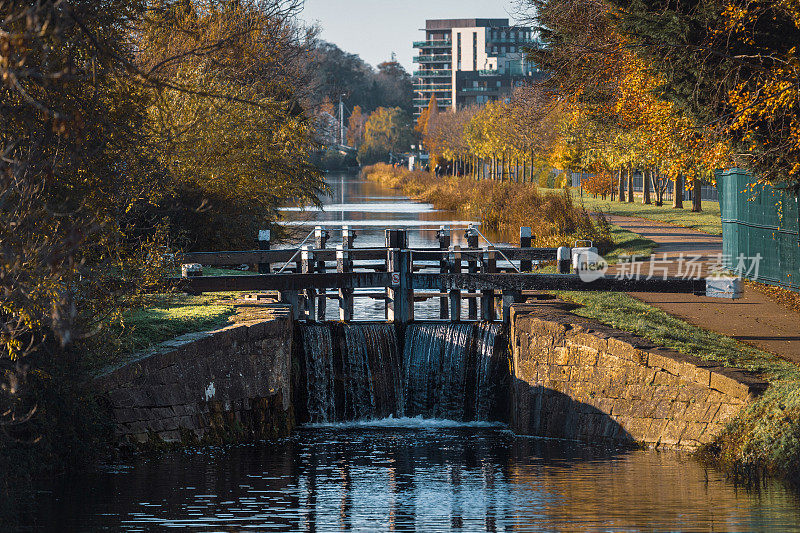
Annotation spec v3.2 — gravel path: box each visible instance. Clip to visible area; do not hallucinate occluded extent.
[604,215,800,364]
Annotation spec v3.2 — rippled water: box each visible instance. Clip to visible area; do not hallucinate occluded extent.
[33,423,800,531]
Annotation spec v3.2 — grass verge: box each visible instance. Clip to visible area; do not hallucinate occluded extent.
[542,188,723,235]
[90,293,240,371]
[603,222,657,263]
[557,289,800,487]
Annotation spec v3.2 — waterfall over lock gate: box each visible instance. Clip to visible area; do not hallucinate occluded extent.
[298,322,507,424]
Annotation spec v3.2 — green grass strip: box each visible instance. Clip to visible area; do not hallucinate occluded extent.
[541,187,723,235]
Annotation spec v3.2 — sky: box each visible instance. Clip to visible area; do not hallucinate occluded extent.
[299,0,522,72]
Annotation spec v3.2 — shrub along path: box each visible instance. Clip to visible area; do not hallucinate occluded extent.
[603,215,800,364]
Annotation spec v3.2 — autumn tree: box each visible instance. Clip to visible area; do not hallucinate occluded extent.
[309,43,415,115]
[1,0,326,512]
[138,0,324,249]
[358,107,415,165]
[347,105,367,147]
[608,0,800,188]
[416,93,439,148]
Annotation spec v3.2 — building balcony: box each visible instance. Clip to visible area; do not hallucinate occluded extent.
[414,69,452,78]
[413,40,451,48]
[413,55,452,63]
[415,84,452,92]
[460,87,495,93]
[414,98,452,107]
[487,37,539,44]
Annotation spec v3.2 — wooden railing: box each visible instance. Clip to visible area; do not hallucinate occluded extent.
[172,226,728,324]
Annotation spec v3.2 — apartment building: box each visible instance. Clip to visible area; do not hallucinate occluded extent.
[413,18,543,116]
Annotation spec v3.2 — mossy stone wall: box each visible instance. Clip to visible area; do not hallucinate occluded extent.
[510,302,767,448]
[95,307,294,446]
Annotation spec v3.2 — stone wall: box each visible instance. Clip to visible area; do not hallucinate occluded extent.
[510,302,767,449]
[95,307,294,445]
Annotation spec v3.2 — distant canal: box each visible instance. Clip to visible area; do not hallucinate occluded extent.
[27,170,800,531]
[279,170,506,320]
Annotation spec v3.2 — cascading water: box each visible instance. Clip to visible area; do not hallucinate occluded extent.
[299,323,403,423]
[403,323,505,422]
[300,325,336,422]
[298,322,507,424]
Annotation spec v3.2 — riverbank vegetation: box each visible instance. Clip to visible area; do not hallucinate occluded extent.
[519,0,800,485]
[559,290,800,487]
[364,164,613,250]
[0,0,326,518]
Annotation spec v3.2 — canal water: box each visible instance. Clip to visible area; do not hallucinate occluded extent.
[28,171,800,531]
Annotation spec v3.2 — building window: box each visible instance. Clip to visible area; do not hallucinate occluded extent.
[501,46,506,54]
[473,32,478,70]
[510,46,516,53]
[457,33,461,69]
[497,81,502,87]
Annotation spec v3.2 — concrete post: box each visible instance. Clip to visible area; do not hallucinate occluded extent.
[314,226,328,321]
[557,246,571,274]
[520,227,532,272]
[437,226,451,319]
[481,247,496,321]
[337,245,353,322]
[257,229,271,274]
[449,246,462,322]
[301,246,316,321]
[466,226,479,320]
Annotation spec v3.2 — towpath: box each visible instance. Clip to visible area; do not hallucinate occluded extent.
[603,215,800,364]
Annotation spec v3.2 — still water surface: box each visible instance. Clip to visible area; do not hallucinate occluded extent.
[37,424,800,531]
[31,171,800,531]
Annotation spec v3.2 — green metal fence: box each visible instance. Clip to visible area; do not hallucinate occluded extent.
[717,169,800,291]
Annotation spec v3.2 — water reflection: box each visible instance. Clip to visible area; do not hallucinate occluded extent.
[35,426,800,531]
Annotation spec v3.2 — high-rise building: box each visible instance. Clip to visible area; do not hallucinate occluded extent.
[413,18,543,117]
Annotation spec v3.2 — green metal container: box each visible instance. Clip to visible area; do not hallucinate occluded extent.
[717,169,800,290]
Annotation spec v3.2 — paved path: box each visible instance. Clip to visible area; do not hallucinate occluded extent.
[605,215,800,364]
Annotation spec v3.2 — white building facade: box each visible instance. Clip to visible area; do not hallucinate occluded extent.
[413,18,543,116]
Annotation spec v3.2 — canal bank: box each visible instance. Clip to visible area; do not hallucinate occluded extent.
[68,295,795,530]
[35,168,799,530]
[361,164,800,487]
[97,299,766,450]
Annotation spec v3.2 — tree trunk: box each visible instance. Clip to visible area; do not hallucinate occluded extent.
[627,167,634,202]
[617,168,625,202]
[673,174,684,208]
[643,168,652,204]
[691,176,703,212]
